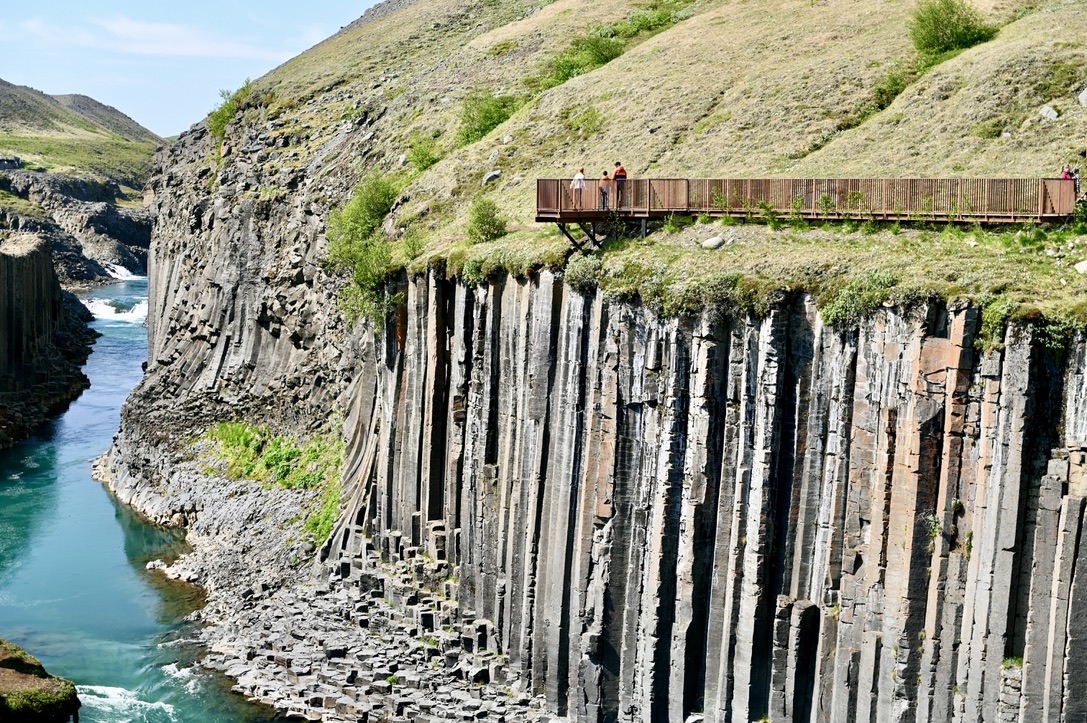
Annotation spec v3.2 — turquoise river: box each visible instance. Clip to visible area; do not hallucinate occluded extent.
[0,279,286,722]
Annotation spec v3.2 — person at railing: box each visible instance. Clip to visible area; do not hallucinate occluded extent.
[571,167,586,210]
[613,162,627,208]
[599,171,613,210]
[1061,164,1074,180]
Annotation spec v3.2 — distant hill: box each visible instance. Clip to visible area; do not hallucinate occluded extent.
[0,78,162,188]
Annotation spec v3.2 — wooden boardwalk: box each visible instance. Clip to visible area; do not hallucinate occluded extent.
[536,178,1079,227]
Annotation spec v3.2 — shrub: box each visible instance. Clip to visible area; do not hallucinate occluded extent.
[330,173,398,240]
[872,65,909,110]
[564,254,604,294]
[820,270,899,327]
[545,36,625,87]
[402,226,426,260]
[466,197,507,245]
[457,87,522,145]
[408,135,442,172]
[910,0,995,56]
[562,106,604,138]
[207,79,254,141]
[303,479,342,542]
[326,174,399,323]
[976,292,1018,351]
[970,118,1004,139]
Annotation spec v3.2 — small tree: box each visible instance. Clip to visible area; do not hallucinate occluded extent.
[910,0,995,56]
[467,197,507,245]
[207,79,254,141]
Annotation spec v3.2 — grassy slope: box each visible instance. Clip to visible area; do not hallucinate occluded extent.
[0,79,162,186]
[229,0,1087,324]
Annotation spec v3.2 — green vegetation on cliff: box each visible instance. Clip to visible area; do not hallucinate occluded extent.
[199,0,1085,338]
[204,422,344,544]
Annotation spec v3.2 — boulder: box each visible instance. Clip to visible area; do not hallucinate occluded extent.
[1039,105,1059,121]
[701,236,726,250]
[481,170,501,187]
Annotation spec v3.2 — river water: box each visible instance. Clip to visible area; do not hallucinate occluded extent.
[0,279,285,722]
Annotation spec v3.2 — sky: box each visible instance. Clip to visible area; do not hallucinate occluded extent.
[1,1,380,137]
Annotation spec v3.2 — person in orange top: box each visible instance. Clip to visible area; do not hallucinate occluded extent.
[599,171,612,210]
[613,162,627,208]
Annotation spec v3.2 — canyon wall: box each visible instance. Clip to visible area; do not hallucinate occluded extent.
[0,233,95,447]
[113,177,1087,720]
[0,171,152,283]
[320,271,1087,723]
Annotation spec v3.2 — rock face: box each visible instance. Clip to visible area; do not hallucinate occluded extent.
[1,170,152,283]
[99,43,1087,718]
[110,188,1087,721]
[322,275,1087,723]
[0,233,96,448]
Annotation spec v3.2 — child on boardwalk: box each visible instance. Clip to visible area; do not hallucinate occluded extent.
[599,171,612,210]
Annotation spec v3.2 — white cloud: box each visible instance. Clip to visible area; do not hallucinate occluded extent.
[18,15,294,62]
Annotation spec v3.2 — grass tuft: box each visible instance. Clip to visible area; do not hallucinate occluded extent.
[820,270,900,327]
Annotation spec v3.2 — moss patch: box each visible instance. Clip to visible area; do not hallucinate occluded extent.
[0,640,80,720]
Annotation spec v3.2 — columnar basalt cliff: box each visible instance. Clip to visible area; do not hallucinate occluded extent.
[0,233,95,448]
[109,201,1087,721]
[325,273,1087,723]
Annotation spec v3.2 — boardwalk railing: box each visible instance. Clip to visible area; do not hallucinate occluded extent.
[536,178,1079,224]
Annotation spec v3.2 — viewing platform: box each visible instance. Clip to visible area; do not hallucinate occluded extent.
[536,178,1079,233]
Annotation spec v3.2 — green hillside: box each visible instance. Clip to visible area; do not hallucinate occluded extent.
[207,0,1087,325]
[0,78,162,187]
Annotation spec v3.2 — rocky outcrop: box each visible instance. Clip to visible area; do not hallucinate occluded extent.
[1,170,152,283]
[0,639,80,722]
[0,233,97,447]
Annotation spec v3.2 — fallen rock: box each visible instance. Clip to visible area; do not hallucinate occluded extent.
[1074,259,1087,274]
[1079,87,1087,106]
[701,236,726,250]
[1039,104,1059,121]
[481,171,501,187]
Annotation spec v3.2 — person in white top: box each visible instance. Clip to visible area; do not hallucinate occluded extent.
[571,167,586,209]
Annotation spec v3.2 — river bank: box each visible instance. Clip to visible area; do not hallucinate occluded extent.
[96,426,553,723]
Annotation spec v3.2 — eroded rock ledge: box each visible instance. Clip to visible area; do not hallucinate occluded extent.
[1,171,152,283]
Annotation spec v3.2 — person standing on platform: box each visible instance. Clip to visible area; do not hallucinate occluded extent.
[571,167,586,209]
[599,171,612,210]
[613,162,627,208]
